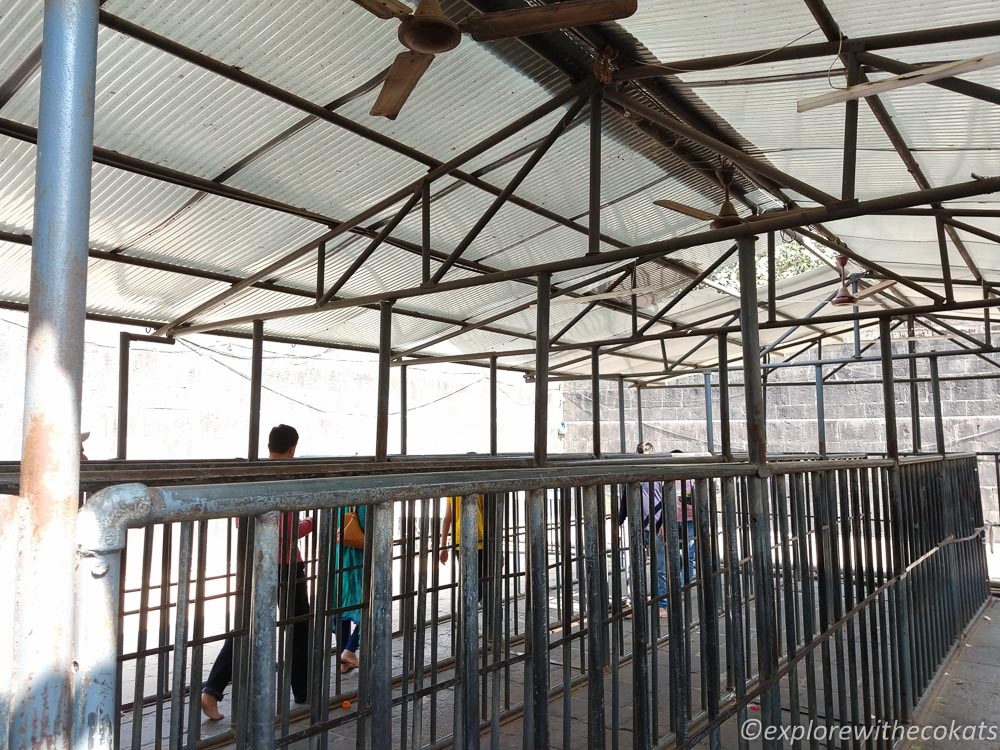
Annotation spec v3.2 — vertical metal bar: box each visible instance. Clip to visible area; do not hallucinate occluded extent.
[525,488,550,749]
[631,264,639,336]
[72,530,124,750]
[907,318,921,452]
[588,88,602,257]
[309,510,333,750]
[534,273,551,467]
[12,1,99,745]
[366,501,394,749]
[592,347,602,457]
[722,478,749,750]
[625,482,651,750]
[636,385,644,444]
[737,234,780,743]
[718,335,732,460]
[376,301,393,461]
[117,332,130,459]
[316,242,326,301]
[490,356,498,455]
[935,218,955,303]
[879,317,913,722]
[695,479,721,750]
[400,364,408,456]
[248,319,264,460]
[0,495,18,747]
[618,376,626,453]
[169,522,194,749]
[583,485,606,748]
[419,178,432,283]
[816,344,827,457]
[842,49,860,201]
[767,231,777,323]
[929,356,945,454]
[983,283,992,347]
[704,372,715,453]
[456,495,480,749]
[249,513,279,750]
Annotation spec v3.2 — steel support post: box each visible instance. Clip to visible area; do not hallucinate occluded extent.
[455,493,480,749]
[534,274,550,467]
[316,242,325,301]
[12,1,100,746]
[117,332,130,459]
[907,318,921,451]
[718,335,732,460]
[815,343,827,456]
[399,364,408,456]
[880,317,913,722]
[984,284,992,347]
[636,385,644,445]
[376,300,392,462]
[582,485,606,748]
[588,88,602,257]
[591,346,602,458]
[524,489,550,748]
[704,371,715,453]
[842,48,860,200]
[421,180,431,283]
[365,500,394,749]
[249,512,279,750]
[929,356,946,453]
[248,319,264,460]
[489,355,498,455]
[737,235,780,743]
[766,231,776,323]
[617,375,626,453]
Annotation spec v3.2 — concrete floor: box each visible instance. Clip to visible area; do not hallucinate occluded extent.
[900,598,1000,750]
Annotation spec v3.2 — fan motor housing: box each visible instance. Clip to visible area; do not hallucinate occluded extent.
[399,14,462,54]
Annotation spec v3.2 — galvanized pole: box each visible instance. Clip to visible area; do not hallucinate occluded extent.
[879,317,913,721]
[929,356,946,453]
[736,234,780,743]
[815,342,827,456]
[636,384,644,445]
[316,242,325,301]
[588,88,602,257]
[617,375,626,453]
[534,274,550,467]
[704,372,715,453]
[400,364,408,456]
[117,332,130,459]
[249,512,279,750]
[582,485,606,748]
[376,300,393,462]
[907,318,922,451]
[717,334,732,460]
[12,1,100,747]
[248,319,263,460]
[489,355,498,455]
[591,346,602,457]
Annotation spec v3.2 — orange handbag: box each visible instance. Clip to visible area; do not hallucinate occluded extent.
[340,507,365,549]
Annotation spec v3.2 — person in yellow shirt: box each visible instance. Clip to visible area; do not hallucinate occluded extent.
[438,495,489,603]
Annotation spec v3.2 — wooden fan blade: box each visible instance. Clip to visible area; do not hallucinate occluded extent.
[370,51,434,119]
[349,0,412,19]
[653,199,720,222]
[462,0,637,42]
[853,279,897,300]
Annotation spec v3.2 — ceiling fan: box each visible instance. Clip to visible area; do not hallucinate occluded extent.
[351,0,638,118]
[654,167,812,230]
[825,255,896,307]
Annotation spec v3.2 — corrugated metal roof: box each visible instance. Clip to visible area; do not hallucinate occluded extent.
[0,0,996,379]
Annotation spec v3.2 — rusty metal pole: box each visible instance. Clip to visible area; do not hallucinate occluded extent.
[737,234,780,743]
[248,319,263,460]
[490,355,498,455]
[907,318,922,451]
[400,364,408,456]
[534,274,550,467]
[376,300,393,462]
[617,375,626,453]
[116,332,130,459]
[12,1,100,747]
[591,346,602,458]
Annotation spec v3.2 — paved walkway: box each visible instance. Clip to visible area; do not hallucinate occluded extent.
[902,598,1000,750]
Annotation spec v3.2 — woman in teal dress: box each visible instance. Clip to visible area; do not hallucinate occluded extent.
[335,504,364,672]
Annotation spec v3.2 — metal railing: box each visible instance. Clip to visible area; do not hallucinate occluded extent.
[75,454,989,749]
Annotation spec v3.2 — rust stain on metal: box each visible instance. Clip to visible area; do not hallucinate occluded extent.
[20,415,69,543]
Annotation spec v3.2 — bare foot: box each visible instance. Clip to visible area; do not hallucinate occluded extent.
[340,649,360,673]
[201,692,224,721]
